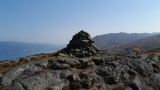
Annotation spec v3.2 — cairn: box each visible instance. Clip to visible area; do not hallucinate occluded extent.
[60,30,100,58]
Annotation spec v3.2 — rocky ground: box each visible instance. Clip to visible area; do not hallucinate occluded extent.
[0,31,160,90]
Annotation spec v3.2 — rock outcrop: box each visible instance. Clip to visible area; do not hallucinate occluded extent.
[0,31,160,90]
[60,30,100,58]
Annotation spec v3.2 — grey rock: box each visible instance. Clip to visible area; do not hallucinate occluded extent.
[7,71,71,90]
[129,59,153,76]
[153,56,160,62]
[51,62,70,70]
[1,60,48,86]
[92,57,105,66]
[64,58,80,68]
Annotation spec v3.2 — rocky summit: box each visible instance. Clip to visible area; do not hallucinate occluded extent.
[59,30,100,58]
[0,31,160,90]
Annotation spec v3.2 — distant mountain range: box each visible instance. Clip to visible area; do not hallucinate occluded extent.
[93,32,160,50]
[116,34,160,50]
[0,41,63,60]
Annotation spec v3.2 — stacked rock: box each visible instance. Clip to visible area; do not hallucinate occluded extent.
[60,30,100,58]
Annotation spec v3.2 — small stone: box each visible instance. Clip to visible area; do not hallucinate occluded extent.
[92,57,105,66]
[51,62,70,70]
[59,53,66,57]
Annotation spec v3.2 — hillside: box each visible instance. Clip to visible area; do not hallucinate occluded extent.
[93,32,159,50]
[0,41,63,60]
[116,34,160,50]
[0,31,160,90]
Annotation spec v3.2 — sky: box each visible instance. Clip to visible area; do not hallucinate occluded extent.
[0,0,160,44]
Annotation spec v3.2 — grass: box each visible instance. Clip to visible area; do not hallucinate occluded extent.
[0,51,58,74]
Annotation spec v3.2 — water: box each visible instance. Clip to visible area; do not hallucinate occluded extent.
[0,42,64,61]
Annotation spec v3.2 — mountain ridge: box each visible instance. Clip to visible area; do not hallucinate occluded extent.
[93,32,160,50]
[115,34,160,50]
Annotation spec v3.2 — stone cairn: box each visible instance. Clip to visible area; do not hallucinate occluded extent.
[59,30,100,58]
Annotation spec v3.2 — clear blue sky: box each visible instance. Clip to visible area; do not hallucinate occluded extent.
[0,0,160,44]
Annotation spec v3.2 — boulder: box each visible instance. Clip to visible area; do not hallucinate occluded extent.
[1,60,48,86]
[129,59,153,76]
[51,62,70,70]
[92,57,105,66]
[6,71,68,90]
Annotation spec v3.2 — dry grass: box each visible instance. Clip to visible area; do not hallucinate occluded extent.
[0,52,58,74]
[145,49,160,56]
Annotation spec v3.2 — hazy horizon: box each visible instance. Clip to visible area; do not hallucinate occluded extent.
[1,0,160,44]
[0,31,160,44]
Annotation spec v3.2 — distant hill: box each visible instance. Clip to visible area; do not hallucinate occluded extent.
[92,32,159,50]
[116,34,160,50]
[0,41,63,60]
